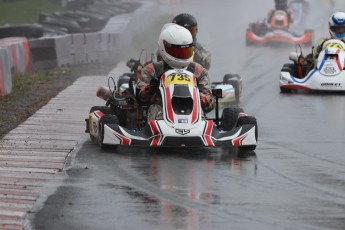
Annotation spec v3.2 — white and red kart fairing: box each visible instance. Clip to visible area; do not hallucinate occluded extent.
[88,69,257,148]
[280,39,345,92]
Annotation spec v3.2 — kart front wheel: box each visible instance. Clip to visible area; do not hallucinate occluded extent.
[237,116,258,152]
[221,107,244,131]
[89,106,113,144]
[98,114,119,150]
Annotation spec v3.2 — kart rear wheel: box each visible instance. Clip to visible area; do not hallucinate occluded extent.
[304,29,314,47]
[98,114,119,150]
[221,107,244,131]
[280,87,292,93]
[281,63,297,76]
[246,37,253,46]
[89,106,113,144]
[223,74,241,103]
[280,64,296,93]
[223,73,240,82]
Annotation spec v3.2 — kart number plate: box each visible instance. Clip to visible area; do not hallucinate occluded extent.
[165,73,194,87]
[324,42,345,51]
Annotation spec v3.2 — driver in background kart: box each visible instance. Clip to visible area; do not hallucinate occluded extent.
[267,0,294,24]
[297,12,345,77]
[137,23,215,121]
[288,0,310,14]
[172,13,211,70]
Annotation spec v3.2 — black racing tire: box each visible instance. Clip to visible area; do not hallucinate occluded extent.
[280,64,296,93]
[280,87,292,93]
[89,106,112,114]
[304,29,314,47]
[223,73,240,83]
[89,106,113,144]
[237,116,258,152]
[98,114,119,150]
[245,28,255,46]
[246,37,253,46]
[221,107,244,131]
[224,80,240,103]
[281,63,297,76]
[223,74,241,102]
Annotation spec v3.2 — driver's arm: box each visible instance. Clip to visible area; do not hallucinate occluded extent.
[137,63,156,102]
[194,63,215,113]
[313,38,328,60]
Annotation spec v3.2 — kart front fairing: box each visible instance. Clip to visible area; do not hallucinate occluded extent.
[280,39,345,91]
[102,119,256,147]
[90,69,256,148]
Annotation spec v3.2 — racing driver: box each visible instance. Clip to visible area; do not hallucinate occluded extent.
[172,13,212,70]
[297,12,345,77]
[137,23,215,121]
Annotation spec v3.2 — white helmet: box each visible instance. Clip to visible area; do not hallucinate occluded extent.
[158,23,194,69]
[329,12,345,41]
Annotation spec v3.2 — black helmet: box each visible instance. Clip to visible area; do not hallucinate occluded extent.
[275,0,287,10]
[172,13,197,28]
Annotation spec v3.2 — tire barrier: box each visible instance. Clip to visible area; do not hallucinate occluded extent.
[0,47,12,96]
[3,37,32,75]
[0,37,32,76]
[0,24,44,39]
[0,1,158,97]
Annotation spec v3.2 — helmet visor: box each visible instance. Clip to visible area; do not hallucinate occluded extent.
[330,25,345,34]
[164,41,194,59]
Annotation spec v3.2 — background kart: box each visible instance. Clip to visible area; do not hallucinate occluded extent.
[85,69,258,151]
[246,10,314,46]
[280,39,345,93]
[212,73,242,105]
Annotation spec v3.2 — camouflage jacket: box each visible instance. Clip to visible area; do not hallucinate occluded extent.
[137,61,215,113]
[194,41,212,70]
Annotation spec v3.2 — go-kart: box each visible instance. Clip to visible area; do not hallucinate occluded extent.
[85,67,258,151]
[212,74,242,105]
[280,39,345,93]
[246,10,314,46]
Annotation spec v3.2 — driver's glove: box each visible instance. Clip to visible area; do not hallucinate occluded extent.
[145,77,160,95]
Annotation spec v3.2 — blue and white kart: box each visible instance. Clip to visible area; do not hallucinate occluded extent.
[280,39,345,92]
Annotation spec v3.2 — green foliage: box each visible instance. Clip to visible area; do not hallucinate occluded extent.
[6,70,48,100]
[0,0,64,25]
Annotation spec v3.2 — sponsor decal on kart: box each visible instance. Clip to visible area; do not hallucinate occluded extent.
[320,83,342,87]
[175,129,190,135]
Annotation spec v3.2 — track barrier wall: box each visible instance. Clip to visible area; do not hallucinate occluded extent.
[0,1,159,97]
[0,47,12,96]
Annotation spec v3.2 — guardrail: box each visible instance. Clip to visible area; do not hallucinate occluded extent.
[0,0,158,97]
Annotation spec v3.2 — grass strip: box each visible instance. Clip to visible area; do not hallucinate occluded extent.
[0,0,63,25]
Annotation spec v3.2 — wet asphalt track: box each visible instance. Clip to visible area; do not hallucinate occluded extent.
[30,1,345,230]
